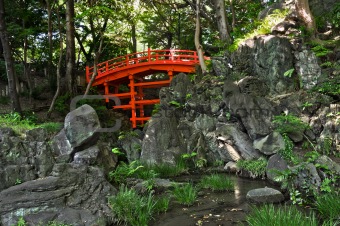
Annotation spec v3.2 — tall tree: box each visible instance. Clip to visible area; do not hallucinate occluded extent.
[66,0,76,96]
[194,0,206,73]
[0,0,21,112]
[213,0,232,44]
[295,0,316,37]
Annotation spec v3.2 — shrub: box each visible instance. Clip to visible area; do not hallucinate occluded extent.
[154,196,170,213]
[108,186,156,226]
[200,174,234,192]
[172,183,197,206]
[236,158,267,178]
[246,204,318,226]
[273,113,309,135]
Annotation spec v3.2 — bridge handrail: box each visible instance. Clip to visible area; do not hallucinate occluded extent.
[86,49,200,82]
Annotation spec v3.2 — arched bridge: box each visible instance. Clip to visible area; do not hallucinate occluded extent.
[86,49,201,128]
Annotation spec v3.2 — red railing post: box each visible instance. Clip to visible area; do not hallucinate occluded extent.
[148,48,151,62]
[106,61,109,72]
[85,66,89,83]
[126,54,129,66]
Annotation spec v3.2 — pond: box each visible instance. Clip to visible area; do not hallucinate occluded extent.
[151,174,279,226]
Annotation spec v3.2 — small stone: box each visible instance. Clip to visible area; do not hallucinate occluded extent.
[246,187,284,203]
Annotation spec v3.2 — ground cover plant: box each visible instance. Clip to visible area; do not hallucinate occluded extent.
[199,174,234,192]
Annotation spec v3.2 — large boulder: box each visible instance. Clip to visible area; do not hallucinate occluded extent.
[246,187,285,203]
[0,164,117,226]
[64,104,101,149]
[266,154,289,183]
[254,132,285,156]
[225,93,276,139]
[51,129,72,160]
[141,109,186,165]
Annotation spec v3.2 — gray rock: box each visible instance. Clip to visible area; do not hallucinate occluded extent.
[51,129,72,159]
[119,136,142,162]
[246,187,284,203]
[0,128,15,140]
[73,145,100,165]
[315,155,340,176]
[215,123,261,160]
[64,104,101,149]
[25,128,48,142]
[291,163,321,192]
[237,76,269,97]
[194,114,217,133]
[225,93,276,139]
[224,161,238,173]
[0,164,117,226]
[141,109,186,165]
[266,154,288,182]
[254,132,285,155]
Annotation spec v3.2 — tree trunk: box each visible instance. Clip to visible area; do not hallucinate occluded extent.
[295,0,316,37]
[131,23,137,53]
[0,0,21,113]
[48,6,63,116]
[213,0,232,44]
[230,0,236,30]
[46,0,53,86]
[23,32,32,104]
[195,0,206,74]
[84,34,104,96]
[66,0,76,97]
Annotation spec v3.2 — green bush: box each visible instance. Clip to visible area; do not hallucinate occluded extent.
[273,113,309,135]
[154,196,170,213]
[199,174,234,192]
[245,204,318,226]
[172,183,197,206]
[236,158,267,178]
[108,186,157,226]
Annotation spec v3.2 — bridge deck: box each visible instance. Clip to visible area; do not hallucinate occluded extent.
[86,49,201,128]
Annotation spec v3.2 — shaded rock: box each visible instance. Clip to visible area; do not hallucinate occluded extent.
[315,155,340,176]
[224,161,238,173]
[287,130,304,143]
[266,154,288,183]
[237,76,269,97]
[226,93,276,139]
[73,145,99,165]
[141,109,186,165]
[119,136,142,162]
[246,187,284,203]
[291,163,321,192]
[0,128,15,140]
[0,164,117,226]
[25,128,48,142]
[254,132,285,155]
[194,114,217,133]
[64,104,101,149]
[51,129,72,159]
[215,123,261,160]
[134,178,175,194]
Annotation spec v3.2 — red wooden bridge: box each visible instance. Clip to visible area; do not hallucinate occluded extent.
[86,49,200,128]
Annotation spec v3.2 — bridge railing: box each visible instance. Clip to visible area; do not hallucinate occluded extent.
[86,49,200,82]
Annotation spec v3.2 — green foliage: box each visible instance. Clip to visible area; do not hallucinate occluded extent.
[118,130,139,140]
[236,158,267,178]
[108,186,157,226]
[144,161,188,178]
[169,100,182,108]
[108,161,144,183]
[111,147,125,156]
[279,134,300,164]
[39,122,63,134]
[16,217,27,226]
[245,204,317,226]
[273,113,309,135]
[199,174,234,192]
[229,9,289,52]
[172,183,197,206]
[15,178,22,185]
[154,196,170,214]
[320,136,333,155]
[311,45,332,57]
[284,68,295,78]
[316,193,340,220]
[313,81,340,97]
[55,93,70,114]
[151,103,161,115]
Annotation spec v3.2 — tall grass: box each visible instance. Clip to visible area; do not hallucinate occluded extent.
[108,186,157,226]
[316,193,340,220]
[172,183,197,206]
[200,174,234,192]
[245,204,318,226]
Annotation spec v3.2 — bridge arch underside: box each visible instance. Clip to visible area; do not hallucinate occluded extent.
[94,63,197,128]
